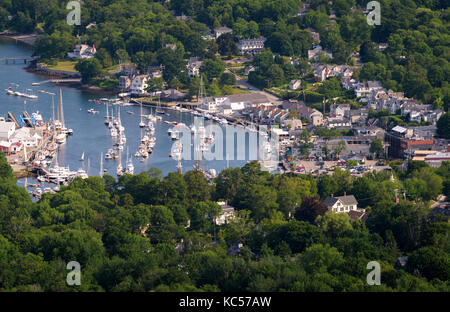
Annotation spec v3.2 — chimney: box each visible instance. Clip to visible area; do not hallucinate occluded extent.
[344,191,346,196]
[225,200,228,206]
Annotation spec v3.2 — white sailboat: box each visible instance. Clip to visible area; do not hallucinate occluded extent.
[117,152,123,176]
[80,152,85,161]
[55,89,67,144]
[105,103,110,125]
[126,147,134,175]
[139,101,145,128]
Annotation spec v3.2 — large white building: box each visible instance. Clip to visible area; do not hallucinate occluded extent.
[238,38,266,55]
[10,127,42,148]
[130,75,149,95]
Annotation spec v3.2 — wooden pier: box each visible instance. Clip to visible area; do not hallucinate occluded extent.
[0,57,38,65]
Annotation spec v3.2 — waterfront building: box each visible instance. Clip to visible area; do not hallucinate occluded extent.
[10,127,42,148]
[130,75,150,95]
[0,121,16,141]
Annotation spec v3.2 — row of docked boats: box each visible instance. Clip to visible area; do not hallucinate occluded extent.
[33,89,86,187]
[6,87,38,99]
[103,104,134,175]
[134,101,158,163]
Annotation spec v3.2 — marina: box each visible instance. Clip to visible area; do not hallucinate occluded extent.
[1,38,280,198]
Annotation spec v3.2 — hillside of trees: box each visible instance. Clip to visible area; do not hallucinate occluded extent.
[0,0,448,108]
[0,151,448,291]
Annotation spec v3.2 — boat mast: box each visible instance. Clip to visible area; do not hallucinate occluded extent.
[60,89,65,129]
[198,75,205,104]
[100,152,103,177]
[51,95,56,141]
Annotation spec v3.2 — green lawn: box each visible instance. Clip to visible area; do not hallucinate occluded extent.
[90,78,119,90]
[46,60,78,72]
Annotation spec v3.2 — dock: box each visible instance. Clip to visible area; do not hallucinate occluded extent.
[31,78,82,86]
[8,112,20,128]
[0,56,38,64]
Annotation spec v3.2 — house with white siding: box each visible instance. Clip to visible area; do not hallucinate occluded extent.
[323,194,358,213]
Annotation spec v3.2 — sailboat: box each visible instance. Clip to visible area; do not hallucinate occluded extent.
[117,152,124,176]
[139,101,145,128]
[55,89,67,144]
[156,92,164,114]
[125,147,134,175]
[80,152,85,161]
[105,103,110,125]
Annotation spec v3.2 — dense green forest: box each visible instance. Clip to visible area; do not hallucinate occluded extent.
[0,0,448,107]
[0,151,449,291]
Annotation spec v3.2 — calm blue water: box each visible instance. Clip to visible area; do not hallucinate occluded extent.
[0,38,255,188]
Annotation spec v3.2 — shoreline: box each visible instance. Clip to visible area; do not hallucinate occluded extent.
[0,32,38,46]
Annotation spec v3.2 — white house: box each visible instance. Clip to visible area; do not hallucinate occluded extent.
[0,121,16,141]
[215,201,236,225]
[130,75,149,95]
[187,57,202,77]
[323,194,358,213]
[67,44,97,59]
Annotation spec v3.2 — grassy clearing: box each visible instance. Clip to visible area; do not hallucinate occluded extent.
[46,60,78,72]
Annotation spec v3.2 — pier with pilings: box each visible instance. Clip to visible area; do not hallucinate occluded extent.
[0,57,38,65]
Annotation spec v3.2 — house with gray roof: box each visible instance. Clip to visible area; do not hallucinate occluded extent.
[323,193,358,213]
